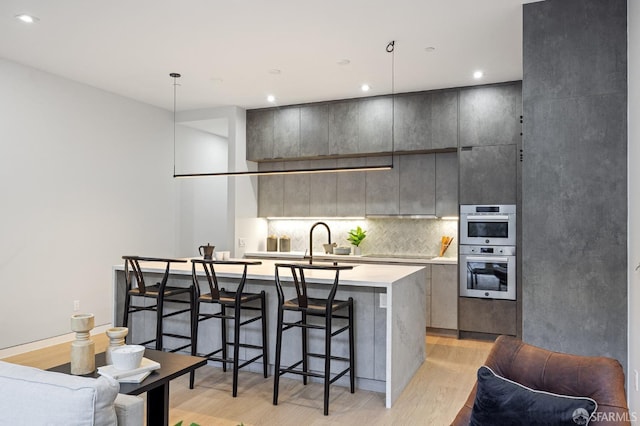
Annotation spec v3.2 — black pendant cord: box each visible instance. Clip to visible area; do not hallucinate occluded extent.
[170,72,181,177]
[387,41,395,169]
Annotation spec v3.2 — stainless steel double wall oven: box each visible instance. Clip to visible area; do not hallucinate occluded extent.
[459,205,516,300]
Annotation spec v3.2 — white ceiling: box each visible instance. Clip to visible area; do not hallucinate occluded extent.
[0,0,528,112]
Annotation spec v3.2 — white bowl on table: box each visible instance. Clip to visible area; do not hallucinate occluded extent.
[110,345,145,371]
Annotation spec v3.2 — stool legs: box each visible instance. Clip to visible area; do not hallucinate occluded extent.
[349,298,355,393]
[323,313,332,416]
[273,305,284,406]
[189,301,201,390]
[261,291,268,378]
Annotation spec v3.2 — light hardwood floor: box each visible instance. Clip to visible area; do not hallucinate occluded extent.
[3,334,493,426]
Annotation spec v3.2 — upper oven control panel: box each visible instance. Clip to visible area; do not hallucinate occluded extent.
[459,245,516,256]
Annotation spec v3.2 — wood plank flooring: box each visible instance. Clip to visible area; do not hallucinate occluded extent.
[2,334,492,426]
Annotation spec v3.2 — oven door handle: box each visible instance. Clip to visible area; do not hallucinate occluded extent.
[465,215,510,221]
[465,256,510,263]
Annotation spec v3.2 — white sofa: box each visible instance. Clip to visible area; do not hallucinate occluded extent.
[0,360,143,426]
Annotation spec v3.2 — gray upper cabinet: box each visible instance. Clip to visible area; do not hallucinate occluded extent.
[329,100,359,155]
[459,144,517,205]
[435,152,458,217]
[300,104,329,157]
[247,109,274,161]
[394,90,458,151]
[399,154,436,215]
[358,96,393,154]
[394,93,432,151]
[273,107,300,158]
[365,156,399,215]
[459,83,522,147]
[283,160,310,216]
[336,158,366,217]
[309,159,337,217]
[257,162,284,217]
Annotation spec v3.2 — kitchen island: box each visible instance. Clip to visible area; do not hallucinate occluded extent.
[112,259,427,408]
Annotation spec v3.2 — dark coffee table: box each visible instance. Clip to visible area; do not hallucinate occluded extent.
[49,349,206,426]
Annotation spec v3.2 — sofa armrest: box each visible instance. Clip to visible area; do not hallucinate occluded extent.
[114,393,144,426]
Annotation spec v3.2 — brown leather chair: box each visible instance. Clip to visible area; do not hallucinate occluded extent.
[452,335,630,426]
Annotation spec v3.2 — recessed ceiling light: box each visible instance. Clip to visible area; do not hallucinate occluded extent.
[424,47,436,52]
[268,69,281,75]
[361,84,370,92]
[267,95,276,103]
[15,14,39,23]
[473,70,484,79]
[337,59,351,66]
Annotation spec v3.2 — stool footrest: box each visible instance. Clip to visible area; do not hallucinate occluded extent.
[162,308,191,318]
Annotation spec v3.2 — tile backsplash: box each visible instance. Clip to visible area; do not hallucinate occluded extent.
[267,218,458,258]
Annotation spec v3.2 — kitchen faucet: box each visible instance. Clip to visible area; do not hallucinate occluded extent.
[309,221,331,265]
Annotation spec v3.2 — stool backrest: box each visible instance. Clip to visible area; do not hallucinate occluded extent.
[274,263,354,308]
[191,259,261,301]
[122,256,186,295]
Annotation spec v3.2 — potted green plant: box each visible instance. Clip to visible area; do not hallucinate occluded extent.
[347,226,367,255]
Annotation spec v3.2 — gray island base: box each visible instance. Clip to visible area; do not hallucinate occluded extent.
[113,259,427,408]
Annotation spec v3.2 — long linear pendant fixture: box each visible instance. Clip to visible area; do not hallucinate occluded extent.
[173,41,396,178]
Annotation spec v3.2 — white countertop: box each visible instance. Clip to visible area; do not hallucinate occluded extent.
[114,258,426,289]
[243,251,457,265]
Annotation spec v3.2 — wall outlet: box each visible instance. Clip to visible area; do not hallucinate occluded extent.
[73,300,80,311]
[238,237,246,247]
[635,369,639,392]
[379,293,387,308]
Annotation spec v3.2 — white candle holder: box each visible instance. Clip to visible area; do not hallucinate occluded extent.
[70,313,95,375]
[105,327,129,365]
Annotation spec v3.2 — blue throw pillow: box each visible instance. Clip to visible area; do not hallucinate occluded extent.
[470,366,598,426]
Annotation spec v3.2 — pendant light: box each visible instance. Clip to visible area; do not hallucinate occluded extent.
[173,41,396,178]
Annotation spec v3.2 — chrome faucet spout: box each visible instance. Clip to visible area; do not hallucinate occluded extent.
[309,221,332,265]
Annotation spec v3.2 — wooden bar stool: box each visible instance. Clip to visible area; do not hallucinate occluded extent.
[189,259,268,397]
[121,256,193,352]
[273,262,355,416]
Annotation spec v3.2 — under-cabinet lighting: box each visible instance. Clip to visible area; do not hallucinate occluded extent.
[267,217,366,220]
[173,164,393,178]
[267,94,276,103]
[440,216,459,221]
[473,70,483,79]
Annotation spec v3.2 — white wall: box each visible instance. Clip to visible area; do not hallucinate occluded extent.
[0,58,177,349]
[174,125,229,256]
[628,0,640,414]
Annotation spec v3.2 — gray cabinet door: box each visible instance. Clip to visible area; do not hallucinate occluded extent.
[425,266,432,327]
[329,100,359,155]
[431,90,459,149]
[458,298,517,336]
[365,156,398,215]
[309,159,337,217]
[300,104,329,157]
[257,162,284,217]
[431,264,458,330]
[459,144,517,205]
[399,154,436,215]
[247,109,274,161]
[359,96,393,154]
[273,107,300,159]
[394,90,458,151]
[394,93,432,151]
[459,83,522,147]
[435,152,458,217]
[336,158,366,217]
[283,160,310,216]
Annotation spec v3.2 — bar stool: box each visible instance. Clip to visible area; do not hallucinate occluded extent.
[122,256,193,352]
[273,262,355,416]
[189,259,268,397]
